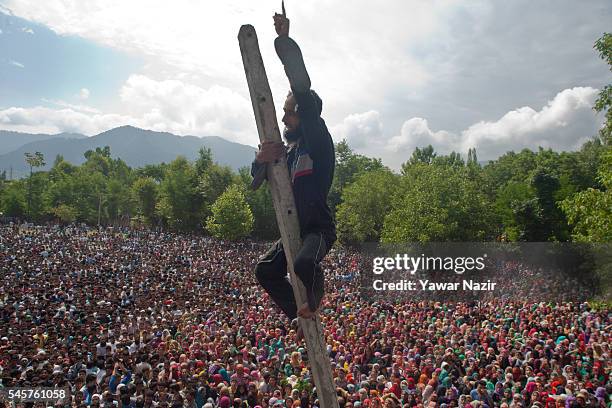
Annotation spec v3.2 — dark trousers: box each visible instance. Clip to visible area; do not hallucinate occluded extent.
[255,232,331,320]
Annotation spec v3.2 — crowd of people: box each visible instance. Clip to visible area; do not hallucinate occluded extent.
[0,223,609,408]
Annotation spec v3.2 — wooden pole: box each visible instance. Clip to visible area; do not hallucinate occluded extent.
[238,25,339,408]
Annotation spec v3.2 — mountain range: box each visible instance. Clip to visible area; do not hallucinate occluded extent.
[0,126,257,178]
[0,130,86,156]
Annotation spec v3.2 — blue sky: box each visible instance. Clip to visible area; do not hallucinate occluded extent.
[0,0,610,168]
[0,9,141,111]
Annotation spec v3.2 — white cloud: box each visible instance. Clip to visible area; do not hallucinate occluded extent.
[118,74,255,144]
[0,74,257,144]
[0,106,134,135]
[338,87,601,168]
[21,27,34,34]
[9,60,24,68]
[388,118,456,152]
[0,0,456,126]
[78,88,90,100]
[459,87,600,159]
[331,110,383,148]
[42,98,101,114]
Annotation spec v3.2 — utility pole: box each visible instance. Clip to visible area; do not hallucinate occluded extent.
[238,25,339,408]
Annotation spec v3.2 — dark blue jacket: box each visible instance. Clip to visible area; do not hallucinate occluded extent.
[251,35,335,242]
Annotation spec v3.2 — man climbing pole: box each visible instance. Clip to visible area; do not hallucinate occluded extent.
[239,8,339,407]
[251,10,336,324]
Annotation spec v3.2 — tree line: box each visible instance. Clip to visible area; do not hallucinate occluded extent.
[0,133,608,243]
[0,146,274,239]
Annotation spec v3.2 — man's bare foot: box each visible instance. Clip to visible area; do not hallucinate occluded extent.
[297,302,316,319]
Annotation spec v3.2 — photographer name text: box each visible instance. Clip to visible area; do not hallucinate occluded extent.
[372,279,497,291]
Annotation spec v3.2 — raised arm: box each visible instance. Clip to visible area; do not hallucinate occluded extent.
[273,13,311,94]
[273,13,331,162]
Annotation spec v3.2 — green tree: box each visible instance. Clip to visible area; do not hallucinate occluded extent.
[1,181,27,217]
[561,149,611,242]
[560,32,612,243]
[532,169,568,240]
[237,167,279,239]
[135,163,167,182]
[157,156,199,231]
[48,155,76,181]
[594,32,611,144]
[494,181,535,241]
[402,145,437,170]
[132,177,158,225]
[329,140,384,210]
[432,151,465,168]
[195,147,213,176]
[497,169,568,242]
[52,204,78,223]
[206,184,254,240]
[72,170,107,224]
[24,151,46,174]
[467,148,478,166]
[0,171,6,209]
[27,172,50,220]
[574,138,605,190]
[24,151,46,218]
[382,164,496,242]
[46,158,79,218]
[199,164,235,206]
[83,146,112,176]
[481,149,539,198]
[106,178,132,223]
[198,163,236,225]
[336,168,399,244]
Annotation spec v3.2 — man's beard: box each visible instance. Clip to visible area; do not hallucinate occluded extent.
[283,127,302,143]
